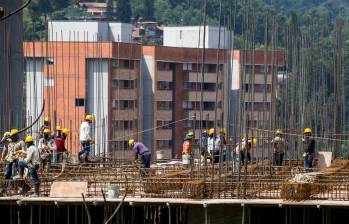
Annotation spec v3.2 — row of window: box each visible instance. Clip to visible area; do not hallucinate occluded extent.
[183,120,222,129]
[111,60,135,70]
[111,120,135,130]
[112,100,137,110]
[244,84,271,93]
[157,62,224,73]
[156,120,172,129]
[112,79,136,89]
[182,101,222,110]
[157,81,222,92]
[244,65,285,73]
[244,102,271,112]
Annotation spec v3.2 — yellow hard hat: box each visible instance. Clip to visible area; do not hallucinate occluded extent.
[44,116,50,123]
[62,128,70,136]
[276,129,283,135]
[187,131,194,136]
[43,129,50,134]
[25,135,34,143]
[128,139,135,147]
[252,138,257,146]
[208,128,215,135]
[10,129,19,136]
[85,114,94,122]
[56,125,62,131]
[220,128,227,134]
[304,128,312,133]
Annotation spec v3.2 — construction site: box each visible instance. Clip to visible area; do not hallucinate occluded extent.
[2,0,349,223]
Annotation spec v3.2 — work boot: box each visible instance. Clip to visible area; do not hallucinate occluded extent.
[12,175,23,180]
[31,184,40,197]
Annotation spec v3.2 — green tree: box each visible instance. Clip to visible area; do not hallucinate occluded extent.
[144,0,154,21]
[116,0,132,23]
[106,0,115,21]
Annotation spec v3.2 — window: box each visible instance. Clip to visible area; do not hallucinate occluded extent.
[120,80,134,89]
[75,98,85,107]
[183,120,193,129]
[123,60,135,69]
[157,81,173,90]
[157,140,173,149]
[112,120,118,130]
[120,100,135,110]
[112,79,118,89]
[244,65,253,73]
[157,101,172,110]
[201,64,216,73]
[183,63,192,71]
[158,62,168,71]
[111,141,129,150]
[157,120,172,129]
[112,100,118,109]
[184,82,201,91]
[203,102,215,110]
[182,101,193,110]
[260,65,268,73]
[123,120,133,130]
[202,83,216,91]
[112,60,119,68]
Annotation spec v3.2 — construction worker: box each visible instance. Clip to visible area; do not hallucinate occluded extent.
[129,139,151,169]
[207,128,221,163]
[271,129,286,166]
[1,129,25,194]
[79,115,94,162]
[54,126,64,163]
[38,129,56,166]
[235,137,256,166]
[182,131,194,166]
[39,116,50,137]
[1,132,11,161]
[302,128,315,169]
[15,136,41,196]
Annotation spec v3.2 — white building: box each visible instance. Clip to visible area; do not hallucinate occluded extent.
[163,26,232,49]
[48,21,133,42]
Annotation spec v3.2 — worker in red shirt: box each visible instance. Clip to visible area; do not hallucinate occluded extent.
[55,128,70,163]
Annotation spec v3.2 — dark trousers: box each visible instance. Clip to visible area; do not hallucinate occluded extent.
[18,161,40,186]
[274,152,284,166]
[4,161,14,180]
[304,153,314,168]
[141,153,151,169]
[78,141,91,162]
[240,151,251,165]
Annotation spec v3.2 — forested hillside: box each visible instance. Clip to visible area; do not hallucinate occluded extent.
[24,0,349,44]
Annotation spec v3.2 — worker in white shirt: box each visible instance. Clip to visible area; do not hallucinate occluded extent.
[15,136,41,196]
[78,115,94,162]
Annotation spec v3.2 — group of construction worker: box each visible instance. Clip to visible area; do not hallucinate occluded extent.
[0,116,70,196]
[180,127,316,169]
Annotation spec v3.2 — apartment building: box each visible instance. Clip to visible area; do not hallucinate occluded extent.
[231,50,286,132]
[24,41,142,157]
[143,46,230,158]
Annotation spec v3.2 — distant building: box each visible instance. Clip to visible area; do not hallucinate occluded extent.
[132,21,163,45]
[163,26,232,49]
[79,2,110,20]
[48,21,133,42]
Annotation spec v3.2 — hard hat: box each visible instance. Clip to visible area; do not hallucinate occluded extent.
[62,128,70,136]
[85,114,94,122]
[56,125,62,131]
[128,139,135,147]
[44,116,50,123]
[10,129,19,136]
[187,131,194,137]
[25,136,34,143]
[252,138,257,146]
[304,128,312,133]
[276,129,283,135]
[51,131,55,136]
[208,128,215,135]
[220,128,227,134]
[43,129,50,134]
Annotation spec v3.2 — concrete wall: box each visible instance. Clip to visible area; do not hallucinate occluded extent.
[163,26,231,49]
[0,0,24,132]
[25,59,44,138]
[48,21,132,43]
[87,59,109,156]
